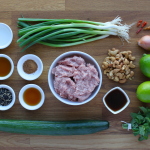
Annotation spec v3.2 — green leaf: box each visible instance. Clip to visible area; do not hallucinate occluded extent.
[133,130,139,136]
[131,113,137,119]
[139,136,146,141]
[140,107,148,114]
[139,126,145,136]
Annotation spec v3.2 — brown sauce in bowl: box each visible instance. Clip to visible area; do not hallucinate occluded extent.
[0,57,11,77]
[23,88,41,106]
[105,89,127,111]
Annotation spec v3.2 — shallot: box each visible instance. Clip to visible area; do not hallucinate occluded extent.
[138,35,150,51]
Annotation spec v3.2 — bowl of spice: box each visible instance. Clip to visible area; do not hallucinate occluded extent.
[17,54,43,81]
[0,54,14,80]
[19,84,45,110]
[0,84,15,111]
[103,87,130,114]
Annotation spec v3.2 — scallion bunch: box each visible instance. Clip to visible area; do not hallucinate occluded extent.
[17,16,133,52]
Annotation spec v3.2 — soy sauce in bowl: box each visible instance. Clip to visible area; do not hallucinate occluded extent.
[103,87,130,114]
[105,89,127,111]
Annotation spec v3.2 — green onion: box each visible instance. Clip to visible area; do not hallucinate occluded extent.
[17,16,134,51]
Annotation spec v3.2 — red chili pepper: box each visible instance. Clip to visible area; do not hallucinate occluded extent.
[136,28,142,34]
[136,21,148,34]
[141,21,147,28]
[137,20,143,27]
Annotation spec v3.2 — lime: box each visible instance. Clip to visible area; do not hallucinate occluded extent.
[136,81,150,103]
[139,54,150,78]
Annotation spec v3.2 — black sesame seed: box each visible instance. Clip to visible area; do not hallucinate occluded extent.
[0,88,12,106]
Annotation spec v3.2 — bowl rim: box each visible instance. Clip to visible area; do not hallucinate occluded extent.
[48,51,102,105]
[0,84,16,111]
[103,86,130,114]
[0,54,14,80]
[17,54,43,81]
[0,23,13,49]
[18,84,45,110]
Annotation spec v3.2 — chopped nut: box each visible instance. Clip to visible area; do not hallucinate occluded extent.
[128,54,135,61]
[114,76,119,82]
[129,61,136,68]
[102,48,136,84]
[119,79,127,83]
[124,59,129,65]
[108,49,119,56]
[102,62,109,68]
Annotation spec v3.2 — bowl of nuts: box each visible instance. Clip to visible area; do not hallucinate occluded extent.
[101,48,136,83]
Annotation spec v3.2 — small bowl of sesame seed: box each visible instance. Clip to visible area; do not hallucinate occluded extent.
[0,84,15,111]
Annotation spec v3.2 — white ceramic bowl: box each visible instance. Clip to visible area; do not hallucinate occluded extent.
[103,87,130,114]
[48,51,102,105]
[19,84,45,110]
[0,23,13,49]
[0,84,15,111]
[17,54,43,81]
[0,54,14,80]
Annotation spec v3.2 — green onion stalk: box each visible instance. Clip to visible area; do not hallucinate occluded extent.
[17,16,134,52]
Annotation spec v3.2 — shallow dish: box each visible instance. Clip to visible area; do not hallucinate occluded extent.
[0,84,15,111]
[48,51,102,105]
[19,84,45,110]
[103,87,130,114]
[0,23,13,49]
[17,54,43,81]
[0,54,14,80]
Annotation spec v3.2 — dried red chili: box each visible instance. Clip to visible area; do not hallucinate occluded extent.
[141,21,147,28]
[137,20,143,27]
[136,21,148,34]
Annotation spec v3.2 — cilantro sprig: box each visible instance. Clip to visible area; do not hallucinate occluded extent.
[122,107,150,141]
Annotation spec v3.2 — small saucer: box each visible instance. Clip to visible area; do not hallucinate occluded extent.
[0,23,13,49]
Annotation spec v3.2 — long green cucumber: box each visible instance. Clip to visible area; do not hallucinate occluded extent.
[0,120,109,135]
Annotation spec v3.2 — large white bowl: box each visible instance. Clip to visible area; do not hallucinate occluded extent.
[48,51,102,105]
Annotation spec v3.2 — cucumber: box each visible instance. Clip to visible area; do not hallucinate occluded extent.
[0,120,109,135]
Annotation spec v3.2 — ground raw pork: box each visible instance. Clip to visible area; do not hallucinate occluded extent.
[52,56,100,102]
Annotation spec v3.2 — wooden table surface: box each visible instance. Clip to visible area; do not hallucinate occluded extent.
[1,0,150,149]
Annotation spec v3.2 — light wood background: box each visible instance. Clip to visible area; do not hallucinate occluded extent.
[0,0,150,149]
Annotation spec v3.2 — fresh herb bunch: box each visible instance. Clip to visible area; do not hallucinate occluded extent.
[122,107,150,141]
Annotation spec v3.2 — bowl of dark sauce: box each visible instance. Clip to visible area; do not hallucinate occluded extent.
[103,87,130,114]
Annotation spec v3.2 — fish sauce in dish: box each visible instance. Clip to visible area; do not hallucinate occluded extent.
[23,88,41,106]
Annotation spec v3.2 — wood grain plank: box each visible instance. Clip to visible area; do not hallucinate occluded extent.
[0,0,65,11]
[66,0,150,11]
[0,0,150,149]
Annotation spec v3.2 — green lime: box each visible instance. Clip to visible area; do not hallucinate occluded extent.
[136,81,150,103]
[139,54,150,78]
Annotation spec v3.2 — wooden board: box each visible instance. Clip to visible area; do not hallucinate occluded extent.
[0,0,150,149]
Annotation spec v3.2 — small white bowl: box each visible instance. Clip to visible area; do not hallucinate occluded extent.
[0,54,14,80]
[0,84,15,111]
[48,51,102,106]
[0,23,13,49]
[19,84,45,110]
[103,87,130,114]
[17,54,43,81]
